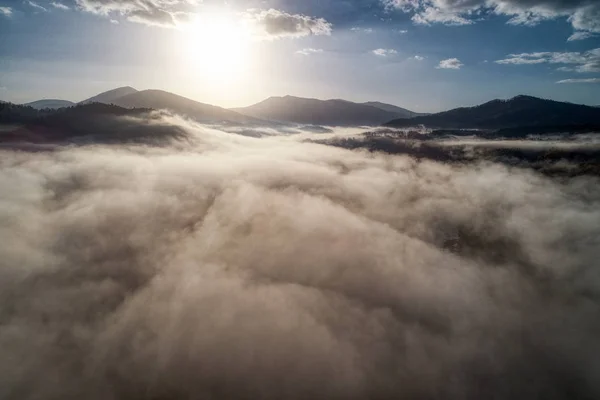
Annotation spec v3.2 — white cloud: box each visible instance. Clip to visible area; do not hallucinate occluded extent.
[351,27,374,33]
[437,58,463,69]
[76,0,155,15]
[412,6,473,26]
[51,2,70,10]
[383,0,421,11]
[413,55,425,60]
[569,4,600,33]
[556,78,600,84]
[372,48,398,57]
[496,49,600,73]
[126,8,177,27]
[110,18,119,24]
[296,48,324,56]
[397,29,408,33]
[244,9,332,40]
[0,6,12,16]
[26,1,48,12]
[75,2,332,35]
[74,0,194,28]
[568,31,595,41]
[383,0,600,36]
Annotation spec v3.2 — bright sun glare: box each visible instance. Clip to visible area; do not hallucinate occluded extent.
[183,12,252,82]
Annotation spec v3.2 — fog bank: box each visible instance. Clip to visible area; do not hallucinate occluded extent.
[1,115,600,400]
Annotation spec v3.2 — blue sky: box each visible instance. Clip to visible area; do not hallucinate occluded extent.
[0,0,599,112]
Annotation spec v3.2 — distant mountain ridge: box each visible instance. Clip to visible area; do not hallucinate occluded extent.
[232,96,421,126]
[110,89,258,124]
[384,95,600,129]
[14,89,600,130]
[362,101,426,118]
[24,99,75,110]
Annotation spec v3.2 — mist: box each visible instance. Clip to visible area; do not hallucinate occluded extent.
[1,113,600,400]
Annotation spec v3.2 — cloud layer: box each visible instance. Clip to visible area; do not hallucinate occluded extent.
[496,48,600,73]
[75,0,194,27]
[385,0,600,35]
[1,114,600,399]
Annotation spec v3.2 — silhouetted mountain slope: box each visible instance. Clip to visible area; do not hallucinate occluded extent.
[0,102,56,124]
[0,103,186,145]
[384,95,600,129]
[112,90,259,124]
[80,86,138,105]
[24,99,75,109]
[362,101,425,118]
[233,96,415,126]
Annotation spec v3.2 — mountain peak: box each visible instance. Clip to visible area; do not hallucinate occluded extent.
[108,89,259,124]
[509,95,541,101]
[80,86,138,105]
[232,96,420,126]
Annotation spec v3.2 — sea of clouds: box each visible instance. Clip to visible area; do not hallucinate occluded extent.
[1,114,600,400]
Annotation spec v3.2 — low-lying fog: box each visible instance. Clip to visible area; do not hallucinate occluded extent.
[1,113,600,400]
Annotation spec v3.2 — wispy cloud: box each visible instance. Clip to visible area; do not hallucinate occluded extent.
[26,1,48,12]
[412,6,473,26]
[496,49,600,73]
[126,8,178,28]
[351,27,373,34]
[384,0,600,37]
[557,78,600,84]
[296,48,324,56]
[51,2,70,10]
[372,48,398,57]
[0,6,12,16]
[74,0,192,28]
[413,55,424,61]
[437,58,463,69]
[568,31,595,41]
[74,2,332,34]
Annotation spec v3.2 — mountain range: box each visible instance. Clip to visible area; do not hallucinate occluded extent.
[385,95,600,130]
[232,96,424,126]
[14,88,422,126]
[5,88,600,130]
[109,89,258,124]
[24,99,75,110]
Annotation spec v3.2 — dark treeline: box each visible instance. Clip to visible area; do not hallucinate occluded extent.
[317,136,600,177]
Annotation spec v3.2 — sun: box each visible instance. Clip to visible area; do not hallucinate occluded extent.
[182,12,252,82]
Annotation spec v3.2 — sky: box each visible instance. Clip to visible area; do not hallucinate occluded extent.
[0,0,599,112]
